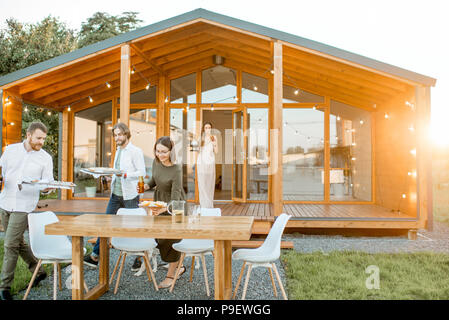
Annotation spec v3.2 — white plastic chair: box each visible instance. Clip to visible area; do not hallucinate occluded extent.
[170,208,221,296]
[109,208,159,294]
[24,211,88,300]
[232,213,291,300]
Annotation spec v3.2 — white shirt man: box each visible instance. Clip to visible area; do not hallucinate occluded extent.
[0,141,53,213]
[0,122,53,300]
[110,141,146,200]
[85,122,146,267]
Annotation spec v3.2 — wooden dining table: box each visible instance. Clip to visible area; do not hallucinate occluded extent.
[45,214,254,300]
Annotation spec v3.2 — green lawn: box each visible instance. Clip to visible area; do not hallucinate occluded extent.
[282,250,449,299]
[0,239,53,295]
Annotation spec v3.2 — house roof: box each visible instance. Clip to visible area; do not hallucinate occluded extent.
[0,8,436,88]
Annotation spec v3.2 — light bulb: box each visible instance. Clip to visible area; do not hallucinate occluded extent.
[89,96,93,103]
[384,113,389,119]
[145,83,150,90]
[402,194,407,199]
[337,116,341,121]
[253,85,258,91]
[410,149,416,156]
[106,82,111,88]
[360,119,364,125]
[294,89,299,95]
[67,106,71,112]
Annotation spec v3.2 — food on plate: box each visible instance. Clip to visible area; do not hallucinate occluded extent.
[139,201,167,208]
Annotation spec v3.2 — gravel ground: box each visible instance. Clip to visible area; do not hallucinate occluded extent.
[2,221,449,300]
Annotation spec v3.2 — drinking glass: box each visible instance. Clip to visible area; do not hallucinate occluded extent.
[192,205,201,223]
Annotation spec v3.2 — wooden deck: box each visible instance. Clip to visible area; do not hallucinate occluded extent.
[36,199,416,221]
[29,199,424,236]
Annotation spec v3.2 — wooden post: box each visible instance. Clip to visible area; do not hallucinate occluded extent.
[271,41,283,216]
[415,85,432,231]
[157,75,166,138]
[120,45,131,126]
[61,109,69,200]
[324,97,330,202]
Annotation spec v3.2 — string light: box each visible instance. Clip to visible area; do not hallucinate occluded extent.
[24,106,28,112]
[384,113,389,119]
[106,82,111,88]
[294,89,299,95]
[7,122,14,126]
[67,106,71,112]
[165,96,169,103]
[402,194,407,199]
[253,85,258,91]
[89,96,93,103]
[359,119,364,125]
[47,111,52,116]
[408,171,417,177]
[336,115,341,121]
[145,83,150,90]
[410,149,416,156]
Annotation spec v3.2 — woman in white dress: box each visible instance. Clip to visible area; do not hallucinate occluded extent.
[197,122,218,208]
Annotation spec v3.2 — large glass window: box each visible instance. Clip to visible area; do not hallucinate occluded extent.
[282,108,324,200]
[247,108,269,200]
[202,66,237,103]
[169,107,197,199]
[283,85,324,103]
[170,73,196,104]
[330,100,371,201]
[74,101,112,198]
[242,72,269,103]
[128,109,157,199]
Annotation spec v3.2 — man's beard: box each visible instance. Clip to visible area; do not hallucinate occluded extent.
[30,141,43,151]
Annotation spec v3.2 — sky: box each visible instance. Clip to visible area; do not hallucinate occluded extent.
[1,0,448,145]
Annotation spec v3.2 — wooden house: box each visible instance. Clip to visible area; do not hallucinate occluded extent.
[0,9,436,239]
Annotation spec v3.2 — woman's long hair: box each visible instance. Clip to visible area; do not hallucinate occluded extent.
[154,136,176,164]
[200,122,213,147]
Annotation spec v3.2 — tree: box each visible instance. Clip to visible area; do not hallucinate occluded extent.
[0,16,77,76]
[77,11,142,48]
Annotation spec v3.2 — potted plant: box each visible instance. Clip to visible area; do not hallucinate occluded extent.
[84,177,97,198]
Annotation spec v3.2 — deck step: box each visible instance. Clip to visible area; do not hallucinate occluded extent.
[232,240,294,249]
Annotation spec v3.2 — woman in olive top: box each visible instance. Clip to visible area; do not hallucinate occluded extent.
[143,136,186,289]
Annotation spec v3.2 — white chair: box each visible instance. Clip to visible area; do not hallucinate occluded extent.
[232,213,291,300]
[24,211,88,300]
[170,208,221,296]
[109,208,159,294]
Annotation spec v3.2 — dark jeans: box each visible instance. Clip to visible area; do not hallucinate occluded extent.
[91,193,140,257]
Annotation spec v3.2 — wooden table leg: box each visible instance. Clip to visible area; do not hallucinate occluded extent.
[214,240,224,300]
[224,240,232,299]
[71,236,84,300]
[214,240,233,300]
[99,237,109,288]
[84,237,110,300]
